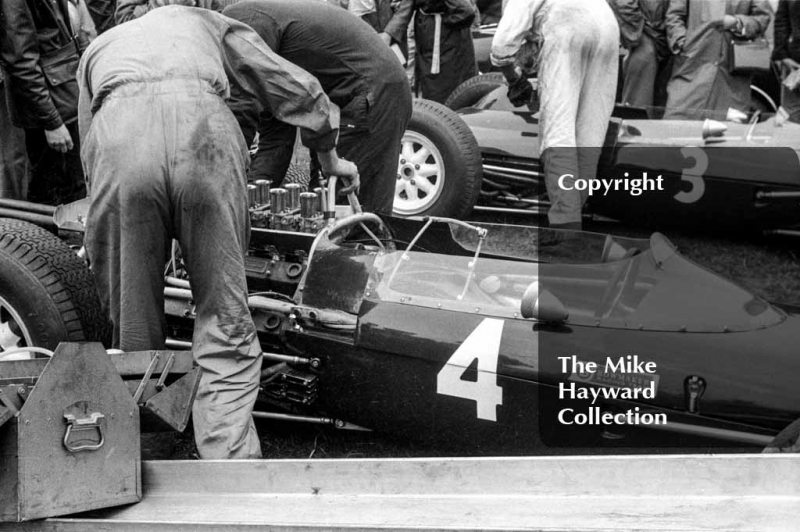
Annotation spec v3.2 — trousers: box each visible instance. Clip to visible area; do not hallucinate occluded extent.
[538,5,619,225]
[83,80,262,459]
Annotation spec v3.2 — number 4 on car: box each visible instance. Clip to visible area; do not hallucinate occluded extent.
[437,318,504,422]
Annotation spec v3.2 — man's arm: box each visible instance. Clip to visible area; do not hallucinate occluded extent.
[734,0,772,39]
[0,0,63,130]
[490,0,543,68]
[442,0,477,28]
[665,0,687,54]
[381,0,413,45]
[76,56,93,147]
[221,19,357,180]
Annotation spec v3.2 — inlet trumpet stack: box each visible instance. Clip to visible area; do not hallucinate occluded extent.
[247,180,325,233]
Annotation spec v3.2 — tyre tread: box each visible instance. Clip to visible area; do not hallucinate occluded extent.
[406,99,483,219]
[0,219,109,344]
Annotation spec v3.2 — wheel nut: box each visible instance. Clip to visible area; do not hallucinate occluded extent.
[415,165,420,170]
[410,179,416,185]
[400,159,406,164]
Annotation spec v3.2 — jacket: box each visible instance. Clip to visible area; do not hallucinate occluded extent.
[773,0,800,62]
[0,0,80,129]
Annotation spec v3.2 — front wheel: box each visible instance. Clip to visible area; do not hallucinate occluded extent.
[0,218,109,358]
[393,99,483,219]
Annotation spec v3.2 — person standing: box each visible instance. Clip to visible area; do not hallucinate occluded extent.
[773,0,800,122]
[491,0,619,230]
[619,0,672,113]
[224,0,413,215]
[0,71,29,199]
[0,0,86,204]
[77,4,358,459]
[385,0,478,103]
[664,0,772,119]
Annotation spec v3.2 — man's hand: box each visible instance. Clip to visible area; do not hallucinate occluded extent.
[378,32,392,47]
[506,75,534,108]
[45,125,74,153]
[317,149,360,194]
[719,14,741,32]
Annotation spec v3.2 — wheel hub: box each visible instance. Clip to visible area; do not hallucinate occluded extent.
[0,296,32,360]
[394,131,445,216]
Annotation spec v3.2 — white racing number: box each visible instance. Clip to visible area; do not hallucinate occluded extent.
[675,146,707,204]
[436,318,504,421]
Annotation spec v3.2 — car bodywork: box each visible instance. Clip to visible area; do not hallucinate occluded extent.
[457,87,800,234]
[0,184,798,454]
[157,188,799,454]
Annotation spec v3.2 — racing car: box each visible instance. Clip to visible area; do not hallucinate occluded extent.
[0,184,798,455]
[396,79,800,237]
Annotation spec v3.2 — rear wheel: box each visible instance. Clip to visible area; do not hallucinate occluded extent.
[0,218,108,358]
[394,99,483,219]
[444,73,506,110]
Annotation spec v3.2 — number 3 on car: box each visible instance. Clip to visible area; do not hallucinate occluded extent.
[436,318,504,421]
[675,146,707,204]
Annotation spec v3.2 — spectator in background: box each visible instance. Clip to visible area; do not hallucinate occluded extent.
[664,0,772,120]
[773,0,800,122]
[0,72,29,199]
[606,0,643,103]
[224,0,412,216]
[386,0,478,103]
[0,0,86,204]
[491,0,619,230]
[620,0,672,114]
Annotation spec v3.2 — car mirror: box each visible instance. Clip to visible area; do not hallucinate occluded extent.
[520,281,568,323]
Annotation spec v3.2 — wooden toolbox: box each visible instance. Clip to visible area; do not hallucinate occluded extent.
[0,343,141,522]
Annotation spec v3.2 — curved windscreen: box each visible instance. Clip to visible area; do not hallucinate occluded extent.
[367,221,784,332]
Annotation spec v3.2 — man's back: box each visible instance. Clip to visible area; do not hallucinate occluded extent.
[223,0,405,105]
[80,6,232,107]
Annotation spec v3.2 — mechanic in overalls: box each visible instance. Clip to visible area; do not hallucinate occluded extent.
[77,4,358,459]
[223,0,413,216]
[491,0,619,230]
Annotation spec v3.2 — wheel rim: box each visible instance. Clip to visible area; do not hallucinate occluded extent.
[394,130,445,216]
[0,295,33,359]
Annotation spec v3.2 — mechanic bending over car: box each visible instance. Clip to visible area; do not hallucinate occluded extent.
[491,0,619,231]
[223,0,413,216]
[77,3,358,459]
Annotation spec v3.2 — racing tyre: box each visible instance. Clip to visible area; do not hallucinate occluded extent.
[0,218,109,356]
[444,73,505,110]
[394,99,483,219]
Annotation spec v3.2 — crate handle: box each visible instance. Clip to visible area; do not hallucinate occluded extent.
[63,412,105,452]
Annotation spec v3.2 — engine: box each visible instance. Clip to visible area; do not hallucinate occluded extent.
[246,180,327,234]
[163,178,357,412]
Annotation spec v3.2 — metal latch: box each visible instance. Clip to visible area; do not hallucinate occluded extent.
[63,412,105,453]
